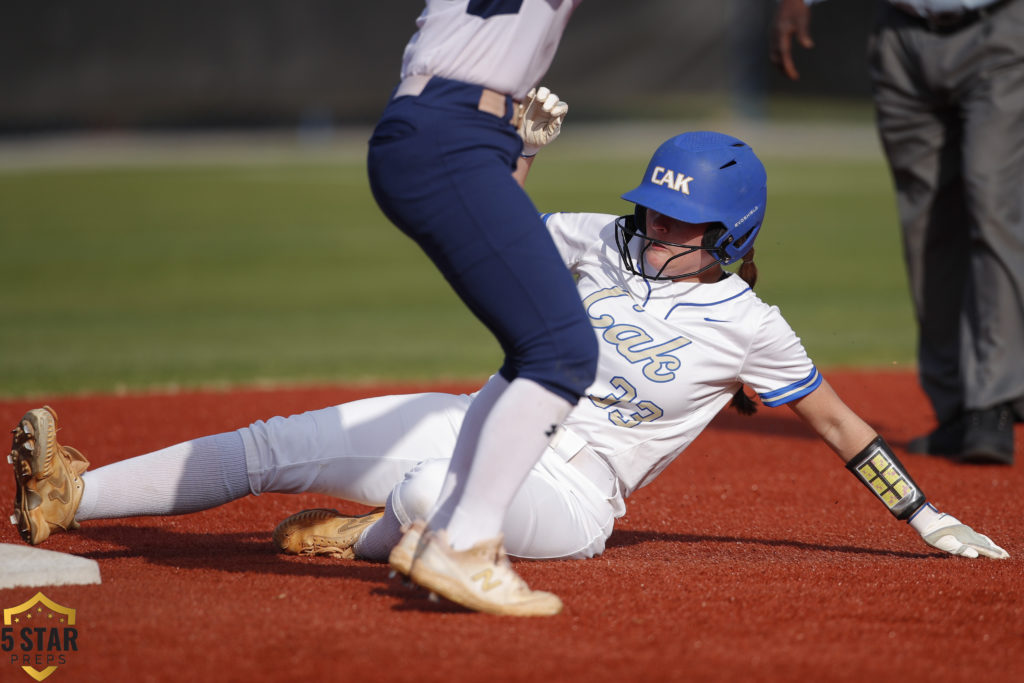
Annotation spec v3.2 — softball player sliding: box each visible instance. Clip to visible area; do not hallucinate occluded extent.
[10,99,1009,619]
[365,0,592,615]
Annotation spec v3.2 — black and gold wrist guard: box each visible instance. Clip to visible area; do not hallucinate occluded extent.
[845,437,926,520]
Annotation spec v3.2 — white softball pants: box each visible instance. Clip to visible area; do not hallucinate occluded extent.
[238,392,624,560]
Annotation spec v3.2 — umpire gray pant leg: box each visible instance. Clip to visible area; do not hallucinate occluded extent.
[869,5,969,422]
[959,0,1024,414]
[868,1,1024,422]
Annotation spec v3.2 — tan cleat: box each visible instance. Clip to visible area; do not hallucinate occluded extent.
[273,507,385,559]
[9,406,89,545]
[388,519,426,576]
[407,528,563,617]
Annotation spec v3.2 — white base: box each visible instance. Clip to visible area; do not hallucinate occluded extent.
[0,543,101,589]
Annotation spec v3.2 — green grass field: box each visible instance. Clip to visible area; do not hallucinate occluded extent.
[0,128,915,398]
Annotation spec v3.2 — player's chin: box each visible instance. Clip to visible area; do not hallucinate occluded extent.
[644,251,666,266]
[644,253,675,275]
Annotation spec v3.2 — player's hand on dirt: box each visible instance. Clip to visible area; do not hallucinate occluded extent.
[770,0,814,80]
[517,86,568,157]
[910,504,1009,559]
[922,521,1009,559]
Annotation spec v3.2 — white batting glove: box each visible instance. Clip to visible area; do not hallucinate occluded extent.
[909,503,1009,559]
[517,86,568,157]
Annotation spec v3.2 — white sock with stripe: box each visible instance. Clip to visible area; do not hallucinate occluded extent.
[75,432,251,521]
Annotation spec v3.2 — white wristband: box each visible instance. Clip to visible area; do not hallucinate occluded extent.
[907,502,946,534]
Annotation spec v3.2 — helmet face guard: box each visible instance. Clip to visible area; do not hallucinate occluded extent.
[618,132,766,281]
[615,209,728,281]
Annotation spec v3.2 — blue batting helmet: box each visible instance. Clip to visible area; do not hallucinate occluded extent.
[616,131,767,279]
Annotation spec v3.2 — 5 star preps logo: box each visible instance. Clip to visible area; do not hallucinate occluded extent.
[3,593,80,681]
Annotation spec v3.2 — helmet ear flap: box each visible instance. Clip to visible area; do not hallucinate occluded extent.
[702,223,728,261]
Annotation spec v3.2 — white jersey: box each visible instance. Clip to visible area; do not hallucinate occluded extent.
[238,210,824,560]
[400,0,583,99]
[544,212,821,497]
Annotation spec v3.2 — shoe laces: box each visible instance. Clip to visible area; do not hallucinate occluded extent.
[487,543,534,592]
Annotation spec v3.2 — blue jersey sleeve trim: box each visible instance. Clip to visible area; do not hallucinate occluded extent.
[758,367,822,407]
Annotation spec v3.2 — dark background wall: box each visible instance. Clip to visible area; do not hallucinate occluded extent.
[1,0,878,132]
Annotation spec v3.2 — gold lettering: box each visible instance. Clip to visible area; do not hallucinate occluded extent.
[603,325,649,347]
[471,569,502,592]
[584,288,690,383]
[582,287,628,329]
[610,399,665,428]
[636,338,689,382]
[590,376,637,409]
[602,324,690,381]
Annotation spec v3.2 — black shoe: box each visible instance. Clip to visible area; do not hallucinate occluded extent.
[907,415,966,458]
[960,404,1015,465]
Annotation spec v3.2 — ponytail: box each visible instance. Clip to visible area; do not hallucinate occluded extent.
[730,386,758,416]
[738,248,757,289]
[731,248,759,415]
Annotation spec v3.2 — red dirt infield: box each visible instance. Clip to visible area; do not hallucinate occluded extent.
[1,371,1021,683]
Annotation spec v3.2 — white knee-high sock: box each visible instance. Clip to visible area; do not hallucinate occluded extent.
[75,432,250,521]
[427,374,508,531]
[436,378,572,551]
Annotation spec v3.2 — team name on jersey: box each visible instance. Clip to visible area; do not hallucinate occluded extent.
[650,166,694,195]
[582,286,690,382]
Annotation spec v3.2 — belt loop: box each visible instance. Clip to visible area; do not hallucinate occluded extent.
[477,89,508,120]
[479,89,523,127]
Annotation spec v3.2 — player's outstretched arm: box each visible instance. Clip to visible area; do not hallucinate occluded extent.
[513,86,568,187]
[788,381,1010,559]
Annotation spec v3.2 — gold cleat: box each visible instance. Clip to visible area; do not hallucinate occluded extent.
[406,528,563,617]
[9,406,89,545]
[388,519,426,577]
[272,507,385,559]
